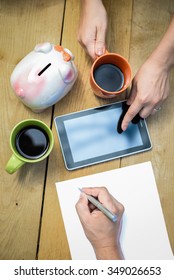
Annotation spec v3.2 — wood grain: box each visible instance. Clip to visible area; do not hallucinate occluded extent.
[121,0,174,252]
[38,0,133,260]
[0,0,65,259]
[1,0,173,260]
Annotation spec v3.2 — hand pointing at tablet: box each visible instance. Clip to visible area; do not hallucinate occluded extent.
[78,0,174,131]
[76,187,124,260]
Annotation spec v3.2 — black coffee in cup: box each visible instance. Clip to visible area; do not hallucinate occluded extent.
[94,63,124,92]
[15,125,49,159]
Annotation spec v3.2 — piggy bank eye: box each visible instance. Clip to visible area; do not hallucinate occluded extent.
[34,42,52,53]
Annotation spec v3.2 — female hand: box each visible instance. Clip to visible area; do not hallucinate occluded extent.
[121,15,174,131]
[77,0,108,60]
[121,57,170,131]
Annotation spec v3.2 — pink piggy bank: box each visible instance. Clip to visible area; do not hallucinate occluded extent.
[11,42,78,112]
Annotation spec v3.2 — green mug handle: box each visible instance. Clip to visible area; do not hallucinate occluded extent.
[5,154,25,174]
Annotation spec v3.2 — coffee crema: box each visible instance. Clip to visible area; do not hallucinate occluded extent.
[15,125,49,159]
[94,63,124,92]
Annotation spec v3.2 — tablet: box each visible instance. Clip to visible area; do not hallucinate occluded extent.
[54,101,152,170]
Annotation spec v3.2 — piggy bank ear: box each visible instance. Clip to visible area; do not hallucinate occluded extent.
[64,48,74,61]
[58,64,76,84]
[34,42,52,53]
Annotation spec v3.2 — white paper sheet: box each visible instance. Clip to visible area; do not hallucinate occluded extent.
[56,162,173,260]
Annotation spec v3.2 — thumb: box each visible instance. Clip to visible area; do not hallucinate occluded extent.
[95,28,106,56]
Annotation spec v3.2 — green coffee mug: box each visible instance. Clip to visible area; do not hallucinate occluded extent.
[5,119,54,174]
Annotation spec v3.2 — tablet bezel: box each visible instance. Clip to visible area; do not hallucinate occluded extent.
[54,101,152,170]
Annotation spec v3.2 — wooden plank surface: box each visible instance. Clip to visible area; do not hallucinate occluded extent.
[0,0,65,259]
[38,0,133,260]
[121,0,174,252]
[1,0,173,260]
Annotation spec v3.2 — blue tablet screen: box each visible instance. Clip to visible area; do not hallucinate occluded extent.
[64,107,143,162]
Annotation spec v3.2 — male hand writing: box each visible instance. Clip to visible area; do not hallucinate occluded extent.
[76,186,124,260]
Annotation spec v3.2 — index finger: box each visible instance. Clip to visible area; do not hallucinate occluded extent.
[81,187,109,198]
[75,192,91,221]
[121,98,143,131]
[81,187,116,209]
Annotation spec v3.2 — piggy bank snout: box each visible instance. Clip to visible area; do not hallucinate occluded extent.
[15,87,25,98]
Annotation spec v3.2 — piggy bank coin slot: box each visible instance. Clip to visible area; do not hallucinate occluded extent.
[38,63,51,76]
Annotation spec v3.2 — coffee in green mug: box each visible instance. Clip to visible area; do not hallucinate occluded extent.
[5,119,54,174]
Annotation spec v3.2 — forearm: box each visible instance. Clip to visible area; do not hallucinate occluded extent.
[81,0,103,5]
[149,15,174,70]
[94,245,124,260]
[80,0,105,14]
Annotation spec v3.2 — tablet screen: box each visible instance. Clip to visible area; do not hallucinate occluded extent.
[54,101,152,170]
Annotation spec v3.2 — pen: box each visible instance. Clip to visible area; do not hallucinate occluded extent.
[78,188,117,222]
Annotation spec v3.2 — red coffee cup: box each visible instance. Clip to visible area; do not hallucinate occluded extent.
[90,51,132,98]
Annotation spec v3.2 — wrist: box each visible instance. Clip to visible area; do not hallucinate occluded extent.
[149,47,174,72]
[94,244,124,260]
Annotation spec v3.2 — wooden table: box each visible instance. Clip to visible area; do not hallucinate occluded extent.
[0,0,174,260]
